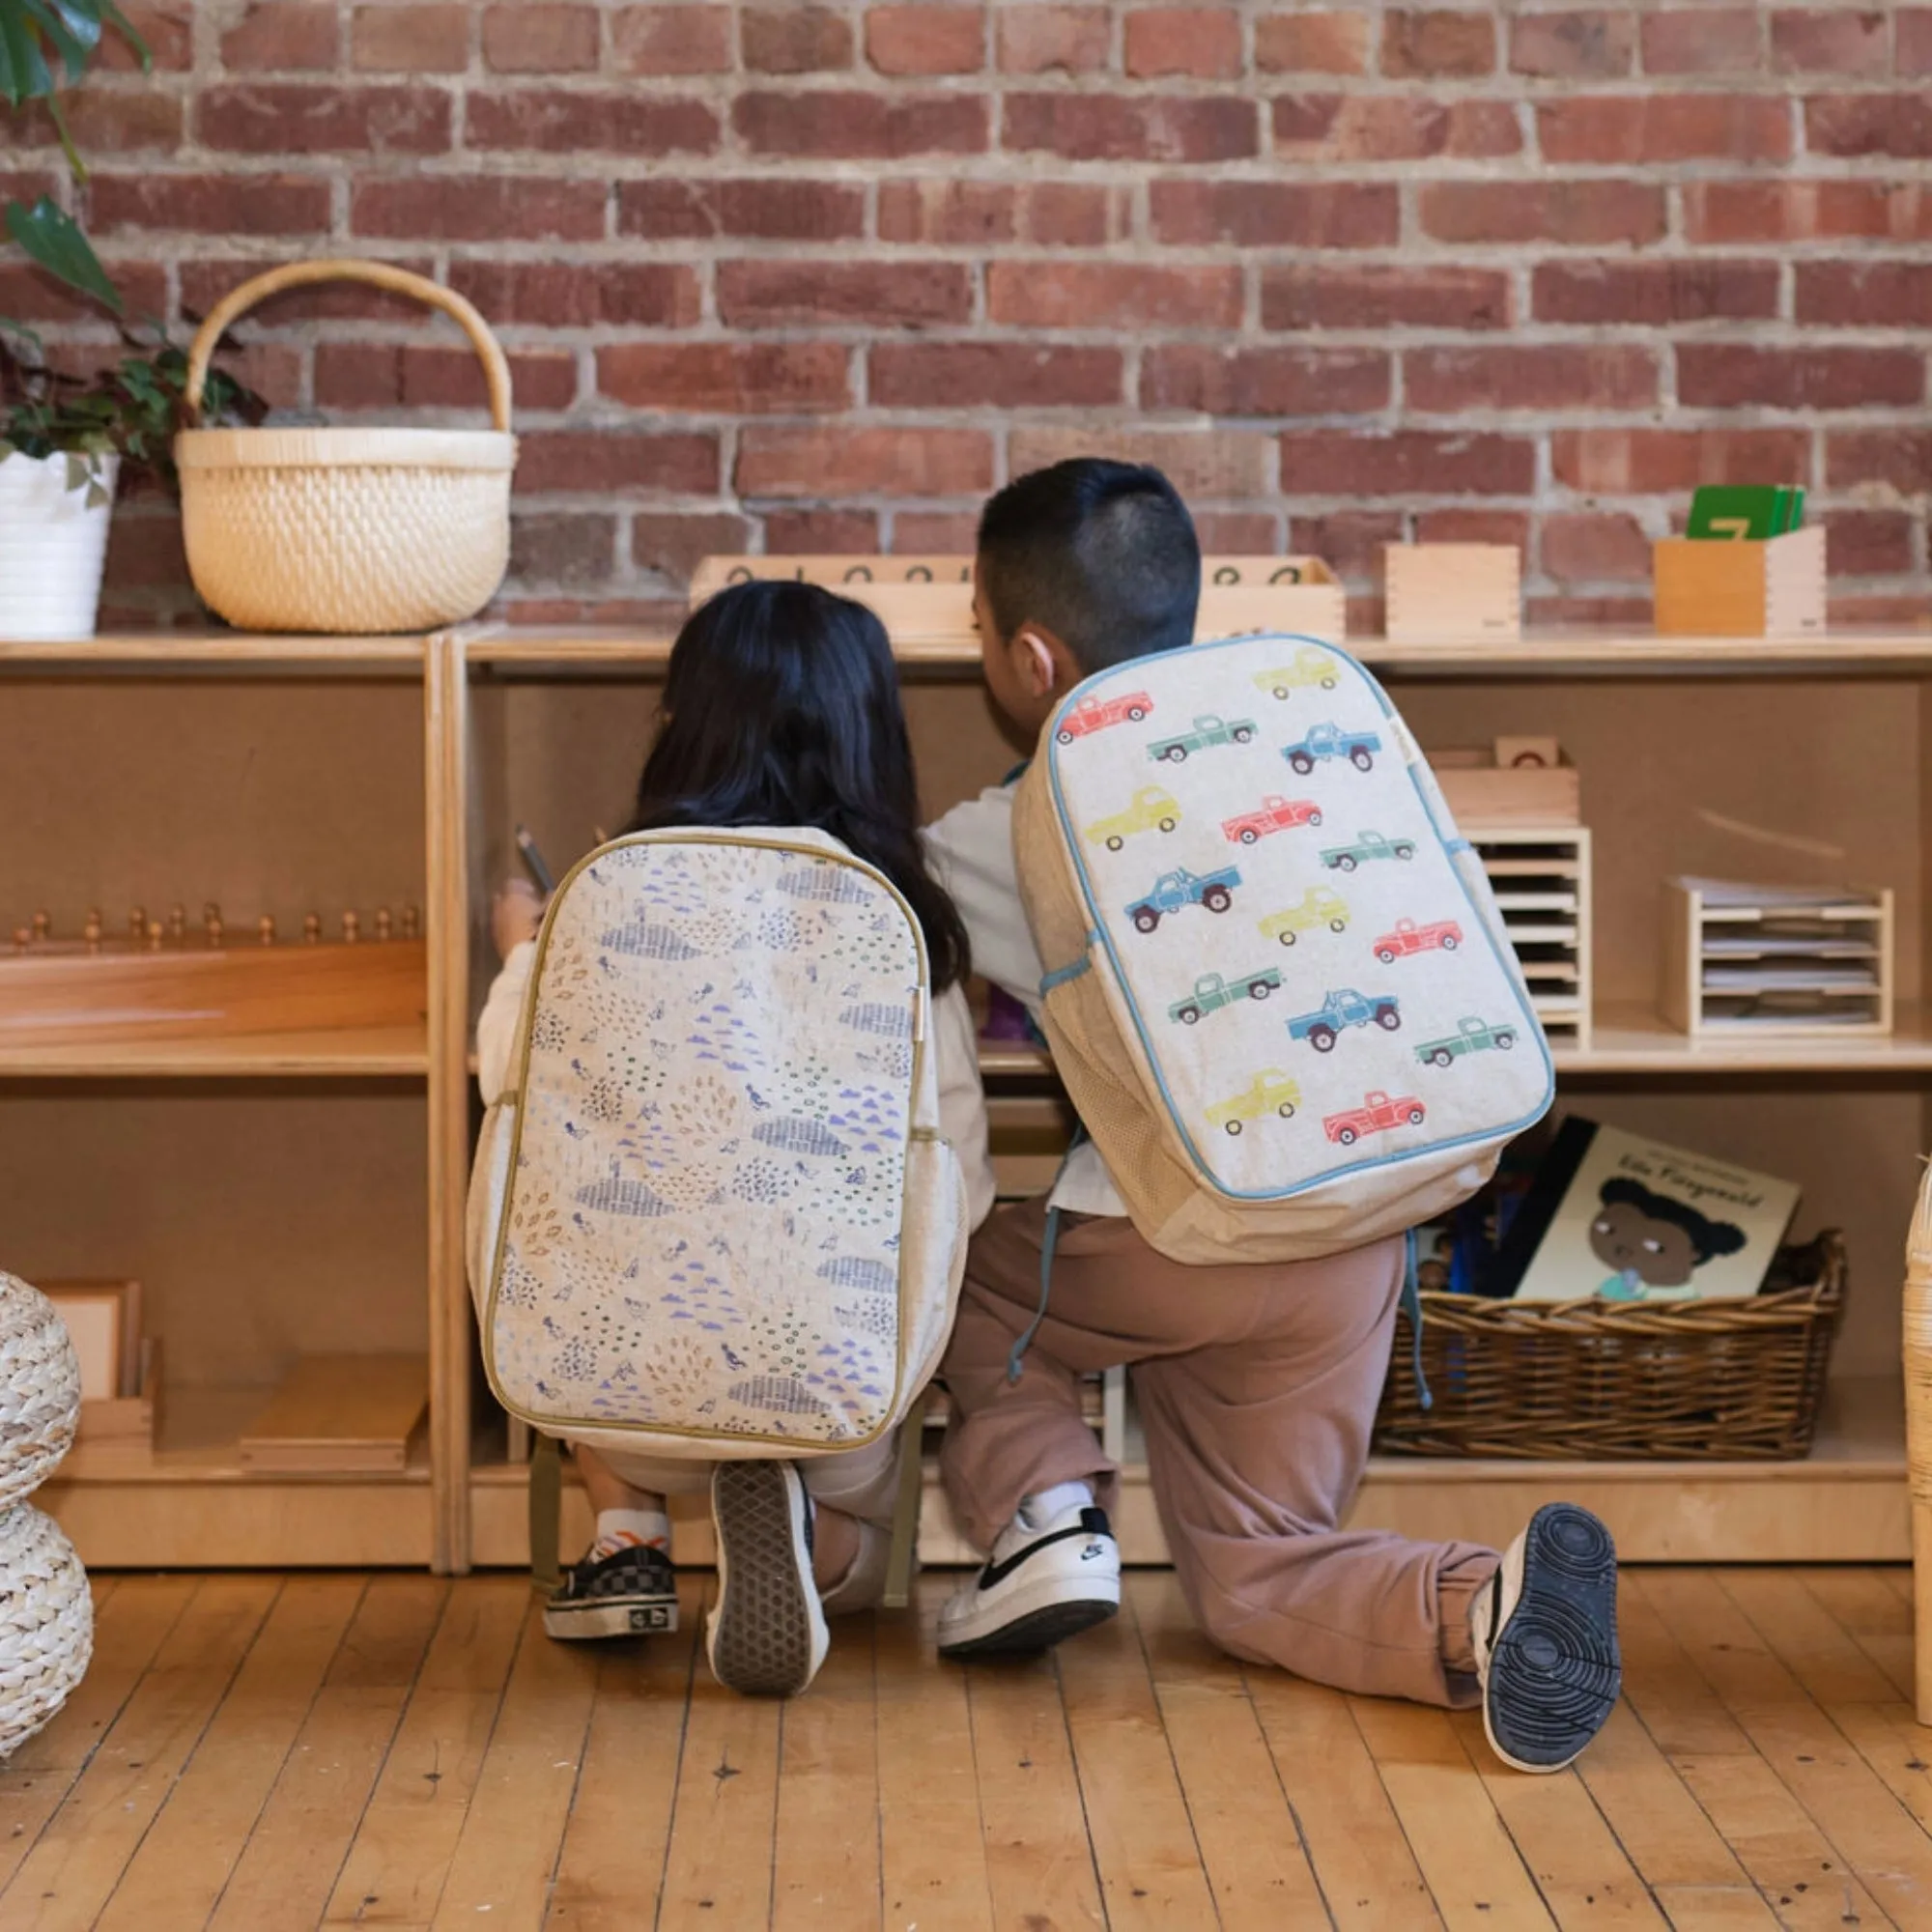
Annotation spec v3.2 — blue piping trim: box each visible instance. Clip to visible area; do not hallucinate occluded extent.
[1039,939,1097,997]
[1038,631,1557,1204]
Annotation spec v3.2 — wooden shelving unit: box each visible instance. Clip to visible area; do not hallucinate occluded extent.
[8,618,1930,1574]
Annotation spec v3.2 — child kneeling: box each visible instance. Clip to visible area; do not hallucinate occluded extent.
[474,581,993,1696]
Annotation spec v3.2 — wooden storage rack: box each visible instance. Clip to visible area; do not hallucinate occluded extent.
[6,622,1931,1624]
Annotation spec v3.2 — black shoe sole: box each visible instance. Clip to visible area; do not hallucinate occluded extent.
[710,1463,822,1697]
[1486,1503,1621,1771]
[938,1596,1119,1661]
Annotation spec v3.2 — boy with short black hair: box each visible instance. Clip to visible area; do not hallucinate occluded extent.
[924,457,1621,1774]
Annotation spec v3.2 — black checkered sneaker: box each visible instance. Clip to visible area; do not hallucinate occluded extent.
[544,1542,679,1641]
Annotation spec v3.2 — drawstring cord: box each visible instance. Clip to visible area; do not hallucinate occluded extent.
[1402,1226,1434,1411]
[1008,1129,1087,1384]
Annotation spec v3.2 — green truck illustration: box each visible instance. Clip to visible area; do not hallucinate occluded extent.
[1416,1016,1519,1067]
[1168,967,1283,1026]
[1147,714,1258,763]
[1320,830,1417,871]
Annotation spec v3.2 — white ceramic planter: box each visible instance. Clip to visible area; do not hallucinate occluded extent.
[0,450,120,640]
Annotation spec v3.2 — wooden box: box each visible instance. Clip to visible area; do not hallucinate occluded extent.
[1653,525,1825,638]
[1383,545,1522,644]
[78,1337,162,1454]
[1433,745,1580,826]
[1195,556,1346,643]
[239,1353,428,1474]
[1662,877,1892,1038]
[689,554,1348,650]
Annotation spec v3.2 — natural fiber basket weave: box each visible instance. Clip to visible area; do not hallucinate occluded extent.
[1375,1232,1845,1460]
[0,1275,81,1507]
[0,1506,92,1758]
[176,259,516,635]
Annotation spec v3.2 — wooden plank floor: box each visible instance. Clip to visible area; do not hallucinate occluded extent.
[10,1567,1932,1929]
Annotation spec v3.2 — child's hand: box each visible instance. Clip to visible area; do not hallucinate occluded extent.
[492,879,545,957]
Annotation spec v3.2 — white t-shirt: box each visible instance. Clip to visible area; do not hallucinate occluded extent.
[925,783,1127,1219]
[474,940,997,1234]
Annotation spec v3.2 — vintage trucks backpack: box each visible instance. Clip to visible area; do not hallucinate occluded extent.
[467,827,969,1460]
[1012,632,1554,1264]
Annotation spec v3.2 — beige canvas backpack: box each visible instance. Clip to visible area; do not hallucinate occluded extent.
[1012,633,1554,1264]
[467,827,969,1460]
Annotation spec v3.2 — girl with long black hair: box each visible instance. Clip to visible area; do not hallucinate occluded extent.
[477,580,993,1695]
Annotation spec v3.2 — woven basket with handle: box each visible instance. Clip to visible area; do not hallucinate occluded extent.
[176,260,517,635]
[1375,1232,1845,1460]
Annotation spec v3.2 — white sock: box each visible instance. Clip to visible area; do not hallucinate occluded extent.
[591,1507,670,1560]
[1019,1481,1094,1530]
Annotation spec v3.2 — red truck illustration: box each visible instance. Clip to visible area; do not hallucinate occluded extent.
[1221,795,1323,845]
[1322,1091,1427,1147]
[1055,691,1152,745]
[1372,918,1463,964]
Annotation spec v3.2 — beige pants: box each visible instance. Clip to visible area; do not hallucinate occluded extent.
[938,1199,1498,1709]
[571,1430,903,1613]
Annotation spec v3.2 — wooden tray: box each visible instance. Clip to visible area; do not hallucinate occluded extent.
[0,932,427,1045]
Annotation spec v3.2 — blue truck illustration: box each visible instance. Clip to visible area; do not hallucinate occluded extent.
[1286,987,1403,1054]
[1125,866,1239,934]
[1284,723,1382,776]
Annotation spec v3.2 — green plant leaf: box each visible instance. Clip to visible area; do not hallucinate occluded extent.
[0,6,56,103]
[18,1,91,81]
[4,194,121,310]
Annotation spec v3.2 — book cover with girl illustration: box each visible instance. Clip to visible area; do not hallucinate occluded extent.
[1484,1116,1801,1303]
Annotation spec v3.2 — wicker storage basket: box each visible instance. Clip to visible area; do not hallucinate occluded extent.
[0,1274,81,1507]
[176,260,516,635]
[0,1505,92,1758]
[1375,1232,1845,1460]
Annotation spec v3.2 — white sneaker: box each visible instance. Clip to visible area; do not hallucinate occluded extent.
[937,1500,1121,1659]
[1469,1502,1621,1773]
[707,1462,830,1697]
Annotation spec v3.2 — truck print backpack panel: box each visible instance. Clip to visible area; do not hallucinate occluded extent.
[468,828,968,1458]
[1012,634,1554,1264]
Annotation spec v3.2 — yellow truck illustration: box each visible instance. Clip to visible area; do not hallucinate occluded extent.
[1206,1068,1303,1135]
[1084,786,1181,851]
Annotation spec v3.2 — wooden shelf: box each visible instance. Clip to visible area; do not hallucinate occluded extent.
[11,624,1931,677]
[976,1004,1932,1084]
[467,1376,1908,1570]
[43,1387,434,1568]
[0,630,425,668]
[0,1024,429,1079]
[454,622,1932,678]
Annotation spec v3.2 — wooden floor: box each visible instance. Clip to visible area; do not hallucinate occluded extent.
[9,1568,1932,1929]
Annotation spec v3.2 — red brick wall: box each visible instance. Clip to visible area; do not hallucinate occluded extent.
[7,1,1929,629]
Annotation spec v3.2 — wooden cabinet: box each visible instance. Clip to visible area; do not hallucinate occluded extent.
[5,622,1929,1574]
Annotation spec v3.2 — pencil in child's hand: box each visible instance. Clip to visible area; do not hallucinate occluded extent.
[514,824,555,894]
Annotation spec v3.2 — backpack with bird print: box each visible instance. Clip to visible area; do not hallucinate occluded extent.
[467,827,968,1460]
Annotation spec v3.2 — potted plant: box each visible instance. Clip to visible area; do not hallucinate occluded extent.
[1,1,143,637]
[0,327,265,637]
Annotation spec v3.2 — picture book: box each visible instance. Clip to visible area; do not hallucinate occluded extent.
[1480,1117,1800,1303]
